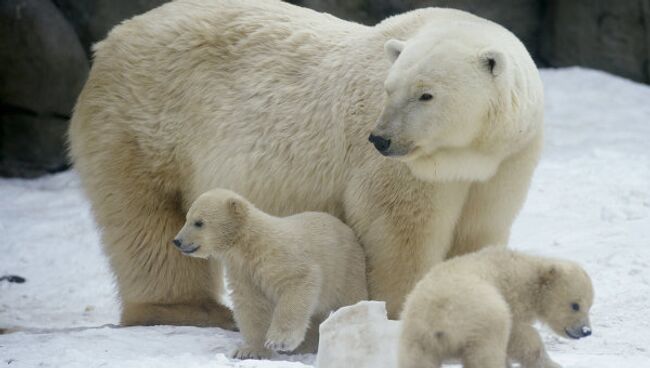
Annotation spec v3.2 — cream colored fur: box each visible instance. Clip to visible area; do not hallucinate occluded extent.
[67,0,543,324]
[173,188,368,359]
[399,247,594,368]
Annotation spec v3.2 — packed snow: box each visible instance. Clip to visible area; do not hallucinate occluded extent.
[1,68,650,367]
[317,301,400,368]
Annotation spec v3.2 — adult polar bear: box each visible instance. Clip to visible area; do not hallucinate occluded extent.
[68,0,543,326]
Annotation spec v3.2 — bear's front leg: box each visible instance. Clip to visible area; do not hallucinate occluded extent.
[229,274,273,360]
[344,167,473,318]
[265,272,321,352]
[508,323,561,368]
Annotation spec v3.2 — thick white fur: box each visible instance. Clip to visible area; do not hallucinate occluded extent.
[68,0,544,323]
[399,247,594,368]
[174,188,368,359]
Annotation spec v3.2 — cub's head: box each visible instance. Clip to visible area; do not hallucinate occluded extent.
[370,24,542,182]
[172,188,248,258]
[538,261,594,340]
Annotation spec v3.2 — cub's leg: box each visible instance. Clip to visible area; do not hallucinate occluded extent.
[229,275,274,360]
[265,272,320,352]
[398,330,442,368]
[508,324,561,368]
[462,316,510,368]
[462,342,509,368]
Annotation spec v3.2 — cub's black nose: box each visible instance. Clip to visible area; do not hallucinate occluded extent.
[172,239,182,247]
[368,134,391,153]
[581,326,592,337]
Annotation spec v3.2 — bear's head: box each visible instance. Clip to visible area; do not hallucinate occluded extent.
[370,24,543,182]
[172,188,248,258]
[538,261,594,340]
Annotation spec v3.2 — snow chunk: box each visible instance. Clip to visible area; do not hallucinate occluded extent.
[316,301,400,368]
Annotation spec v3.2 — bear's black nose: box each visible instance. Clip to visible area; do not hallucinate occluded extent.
[172,239,182,247]
[368,134,391,153]
[581,326,592,337]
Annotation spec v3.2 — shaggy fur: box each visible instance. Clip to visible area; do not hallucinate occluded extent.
[68,0,543,325]
[174,188,368,359]
[399,247,594,368]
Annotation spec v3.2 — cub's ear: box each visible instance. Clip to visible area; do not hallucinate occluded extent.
[384,39,405,64]
[479,49,506,77]
[227,197,247,219]
[539,265,559,288]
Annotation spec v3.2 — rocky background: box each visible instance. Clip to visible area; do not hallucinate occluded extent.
[2,0,649,178]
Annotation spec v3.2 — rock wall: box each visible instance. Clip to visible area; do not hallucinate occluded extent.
[1,0,649,177]
[540,0,650,84]
[1,0,88,177]
[288,0,544,63]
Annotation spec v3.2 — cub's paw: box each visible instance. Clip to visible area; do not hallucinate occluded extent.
[264,329,305,352]
[230,344,272,360]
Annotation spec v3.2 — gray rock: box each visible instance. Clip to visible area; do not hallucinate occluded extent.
[541,0,650,84]
[0,0,89,116]
[384,0,543,61]
[288,0,543,61]
[0,0,86,177]
[287,0,379,25]
[53,0,170,57]
[0,113,70,178]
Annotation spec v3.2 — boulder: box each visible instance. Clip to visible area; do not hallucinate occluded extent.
[0,0,88,116]
[317,301,401,368]
[288,0,544,61]
[0,0,87,177]
[0,114,70,177]
[53,0,170,57]
[541,0,650,84]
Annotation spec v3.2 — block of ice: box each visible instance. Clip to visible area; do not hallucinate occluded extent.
[316,301,401,368]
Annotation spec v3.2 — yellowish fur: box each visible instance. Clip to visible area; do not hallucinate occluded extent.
[68,0,543,324]
[399,247,594,368]
[174,188,368,359]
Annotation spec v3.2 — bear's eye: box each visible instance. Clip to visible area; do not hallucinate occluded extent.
[194,220,204,228]
[419,93,433,101]
[571,303,580,312]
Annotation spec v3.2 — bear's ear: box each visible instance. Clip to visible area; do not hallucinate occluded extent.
[539,265,559,288]
[479,49,506,77]
[227,198,247,219]
[384,39,405,64]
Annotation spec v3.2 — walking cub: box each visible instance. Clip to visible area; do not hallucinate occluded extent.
[399,247,593,368]
[174,188,368,359]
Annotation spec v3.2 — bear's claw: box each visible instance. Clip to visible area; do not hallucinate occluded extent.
[264,333,304,352]
[230,345,272,360]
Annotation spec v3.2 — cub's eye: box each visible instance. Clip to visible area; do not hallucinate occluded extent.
[419,93,433,101]
[571,303,580,312]
[194,220,204,228]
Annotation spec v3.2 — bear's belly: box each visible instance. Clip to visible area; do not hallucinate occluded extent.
[186,132,348,218]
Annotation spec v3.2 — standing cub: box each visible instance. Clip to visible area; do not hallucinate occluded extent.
[173,188,368,359]
[399,247,593,368]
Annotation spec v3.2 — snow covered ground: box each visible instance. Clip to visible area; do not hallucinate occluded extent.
[1,67,650,367]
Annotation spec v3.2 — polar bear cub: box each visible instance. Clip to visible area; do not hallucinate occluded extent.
[399,247,593,368]
[173,188,368,359]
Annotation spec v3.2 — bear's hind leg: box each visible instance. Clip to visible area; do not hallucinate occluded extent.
[112,199,235,328]
[120,299,234,327]
[79,153,235,328]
